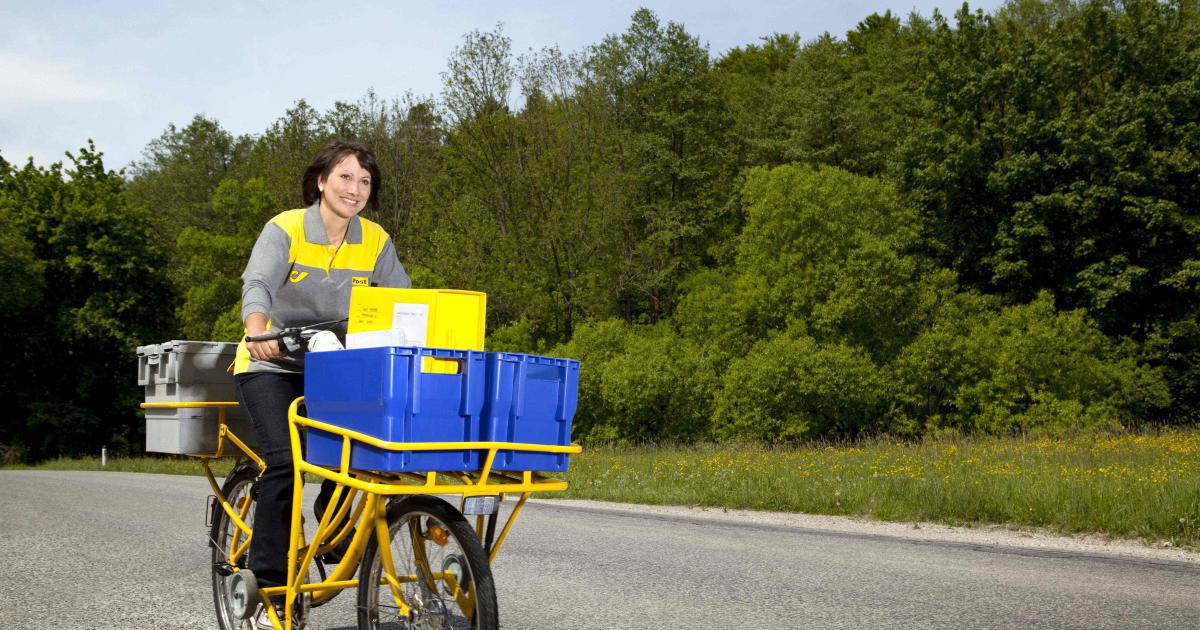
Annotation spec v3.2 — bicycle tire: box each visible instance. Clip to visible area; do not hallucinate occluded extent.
[356,495,499,630]
[211,462,261,630]
[210,461,316,629]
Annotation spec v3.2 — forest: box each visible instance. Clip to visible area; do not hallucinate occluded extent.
[1,0,1197,461]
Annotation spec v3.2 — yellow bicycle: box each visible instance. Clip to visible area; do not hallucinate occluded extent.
[142,331,580,630]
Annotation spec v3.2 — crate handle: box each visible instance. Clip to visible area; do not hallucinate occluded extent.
[162,352,177,382]
[459,352,476,416]
[410,348,473,416]
[514,358,527,418]
[556,363,570,421]
[410,350,422,415]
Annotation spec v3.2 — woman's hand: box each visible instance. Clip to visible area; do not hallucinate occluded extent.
[247,338,283,361]
[245,312,283,361]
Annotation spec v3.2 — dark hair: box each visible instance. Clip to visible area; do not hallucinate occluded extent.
[301,140,382,210]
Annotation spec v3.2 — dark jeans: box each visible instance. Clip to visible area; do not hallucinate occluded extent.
[235,371,335,588]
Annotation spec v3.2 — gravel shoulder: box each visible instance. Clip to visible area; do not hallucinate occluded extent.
[534,497,1200,566]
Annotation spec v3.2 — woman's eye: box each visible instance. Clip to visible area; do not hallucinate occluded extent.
[340,173,351,180]
[361,179,371,186]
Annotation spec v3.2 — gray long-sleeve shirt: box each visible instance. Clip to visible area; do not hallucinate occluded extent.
[234,202,411,374]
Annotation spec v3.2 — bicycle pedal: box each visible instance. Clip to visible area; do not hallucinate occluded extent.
[205,495,217,528]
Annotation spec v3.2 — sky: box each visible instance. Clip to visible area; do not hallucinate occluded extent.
[1,0,1007,172]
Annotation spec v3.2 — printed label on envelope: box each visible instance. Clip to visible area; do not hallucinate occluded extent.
[392,303,429,346]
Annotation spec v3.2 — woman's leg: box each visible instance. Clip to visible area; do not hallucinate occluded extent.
[235,371,304,588]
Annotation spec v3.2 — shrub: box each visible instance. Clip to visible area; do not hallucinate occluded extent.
[713,333,885,441]
[555,319,718,442]
[735,163,918,333]
[673,268,758,366]
[488,316,544,353]
[889,292,1171,435]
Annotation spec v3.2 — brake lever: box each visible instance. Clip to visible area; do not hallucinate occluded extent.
[280,332,304,354]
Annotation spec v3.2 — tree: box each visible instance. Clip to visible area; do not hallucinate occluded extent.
[245,100,331,211]
[126,115,252,242]
[584,9,740,319]
[431,27,630,345]
[898,0,1200,417]
[555,319,718,442]
[175,177,278,340]
[889,292,1170,435]
[734,164,920,338]
[1,143,174,459]
[714,33,801,167]
[753,12,932,175]
[368,95,447,240]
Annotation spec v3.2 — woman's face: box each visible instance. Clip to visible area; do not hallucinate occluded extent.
[319,154,372,219]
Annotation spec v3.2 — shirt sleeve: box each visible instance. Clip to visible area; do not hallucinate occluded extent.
[372,237,412,289]
[240,222,292,322]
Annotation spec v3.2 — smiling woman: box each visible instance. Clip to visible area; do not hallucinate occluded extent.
[229,139,410,624]
[301,141,381,216]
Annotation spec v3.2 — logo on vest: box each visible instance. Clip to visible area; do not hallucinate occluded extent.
[289,270,309,283]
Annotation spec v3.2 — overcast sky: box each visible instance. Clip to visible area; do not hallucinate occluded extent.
[1,0,1006,172]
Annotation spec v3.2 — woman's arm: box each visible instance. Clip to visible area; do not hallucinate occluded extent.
[241,222,292,360]
[372,237,412,289]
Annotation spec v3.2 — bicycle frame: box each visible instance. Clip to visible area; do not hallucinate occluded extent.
[269,396,580,627]
[141,398,582,630]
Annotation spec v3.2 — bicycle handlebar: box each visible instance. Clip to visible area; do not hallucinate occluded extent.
[244,318,349,352]
[245,331,286,343]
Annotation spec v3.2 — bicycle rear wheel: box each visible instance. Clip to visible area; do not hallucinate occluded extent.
[356,496,498,630]
[211,462,260,630]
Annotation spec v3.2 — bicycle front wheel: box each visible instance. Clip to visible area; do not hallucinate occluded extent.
[356,496,498,630]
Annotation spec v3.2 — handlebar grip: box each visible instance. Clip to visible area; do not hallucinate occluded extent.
[245,332,282,342]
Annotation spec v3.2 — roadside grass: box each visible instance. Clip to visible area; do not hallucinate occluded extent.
[7,455,237,477]
[9,431,1200,547]
[558,431,1200,548]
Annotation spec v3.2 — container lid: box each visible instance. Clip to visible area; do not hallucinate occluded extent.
[146,340,238,355]
[490,351,580,366]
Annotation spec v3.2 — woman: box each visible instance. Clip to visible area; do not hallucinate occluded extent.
[232,140,410,616]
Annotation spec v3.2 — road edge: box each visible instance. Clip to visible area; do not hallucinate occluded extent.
[529,497,1200,567]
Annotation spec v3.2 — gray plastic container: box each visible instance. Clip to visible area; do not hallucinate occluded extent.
[137,340,256,454]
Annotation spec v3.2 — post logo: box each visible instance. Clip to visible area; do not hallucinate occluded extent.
[352,276,369,287]
[289,270,309,283]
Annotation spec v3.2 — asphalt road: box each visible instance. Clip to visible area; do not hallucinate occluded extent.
[1,470,1198,629]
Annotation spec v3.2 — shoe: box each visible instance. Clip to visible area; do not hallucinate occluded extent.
[253,603,280,630]
[254,600,303,630]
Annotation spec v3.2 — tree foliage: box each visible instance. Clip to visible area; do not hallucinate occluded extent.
[898,0,1200,417]
[0,145,173,459]
[4,3,1200,458]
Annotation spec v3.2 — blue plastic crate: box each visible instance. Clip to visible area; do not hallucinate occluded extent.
[304,346,486,472]
[482,352,580,472]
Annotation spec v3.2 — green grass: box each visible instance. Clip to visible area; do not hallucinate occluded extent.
[10,431,1200,547]
[7,455,238,477]
[558,432,1200,548]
